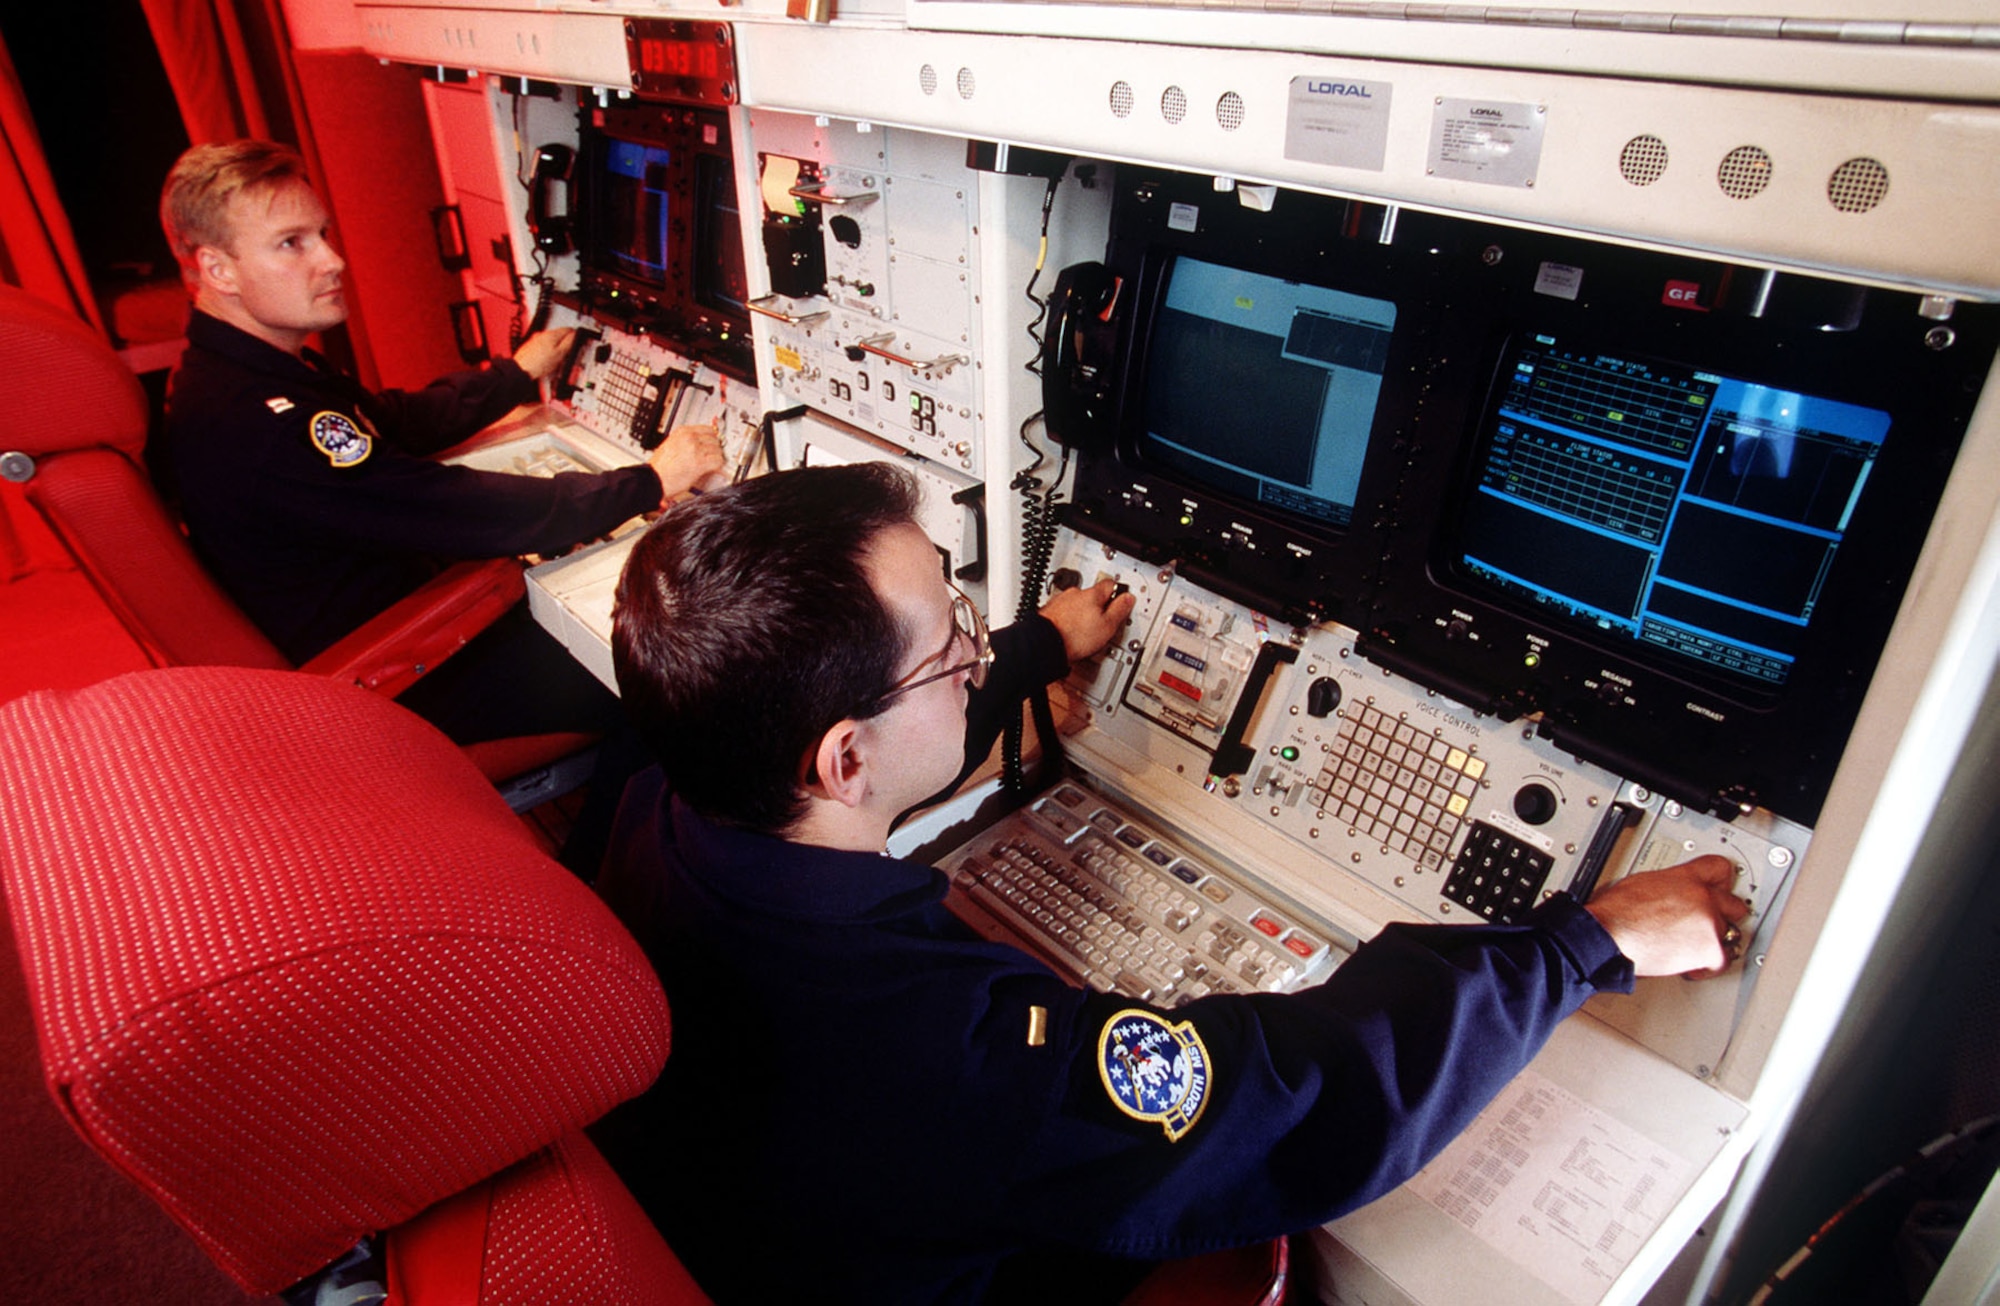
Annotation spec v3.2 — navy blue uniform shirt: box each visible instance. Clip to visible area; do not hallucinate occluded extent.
[594,617,1636,1303]
[162,310,664,661]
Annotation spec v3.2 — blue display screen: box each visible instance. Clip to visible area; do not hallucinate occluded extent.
[602,141,672,286]
[1459,336,1892,687]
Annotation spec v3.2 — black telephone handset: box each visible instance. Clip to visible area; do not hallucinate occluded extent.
[1039,261,1120,447]
[528,144,574,255]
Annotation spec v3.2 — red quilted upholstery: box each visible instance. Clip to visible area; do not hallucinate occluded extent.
[0,284,149,461]
[388,1131,710,1306]
[26,449,290,670]
[0,667,672,1294]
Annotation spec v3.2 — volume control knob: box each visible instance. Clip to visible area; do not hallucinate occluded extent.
[1513,783,1558,825]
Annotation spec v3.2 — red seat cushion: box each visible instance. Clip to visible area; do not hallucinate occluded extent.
[388,1130,710,1306]
[0,667,671,1293]
[25,449,290,670]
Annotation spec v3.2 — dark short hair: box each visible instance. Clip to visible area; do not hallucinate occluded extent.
[612,463,926,834]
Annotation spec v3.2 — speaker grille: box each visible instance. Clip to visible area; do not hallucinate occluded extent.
[1828,157,1890,213]
[955,66,976,99]
[1718,145,1773,199]
[1619,134,1669,186]
[1161,85,1188,124]
[1109,80,1135,119]
[1217,91,1246,131]
[919,64,937,96]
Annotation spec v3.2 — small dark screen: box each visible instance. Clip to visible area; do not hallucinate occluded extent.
[1138,256,1393,528]
[1458,337,1892,688]
[693,152,747,315]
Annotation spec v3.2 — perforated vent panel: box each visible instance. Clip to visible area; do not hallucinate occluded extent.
[1619,134,1669,186]
[1110,80,1134,119]
[1161,85,1188,124]
[1828,157,1890,213]
[956,66,975,99]
[1217,91,1245,131]
[919,63,937,95]
[1718,145,1774,199]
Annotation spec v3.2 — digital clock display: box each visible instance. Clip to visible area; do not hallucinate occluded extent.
[624,19,737,106]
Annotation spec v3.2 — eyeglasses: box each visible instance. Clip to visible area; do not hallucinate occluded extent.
[877,584,992,703]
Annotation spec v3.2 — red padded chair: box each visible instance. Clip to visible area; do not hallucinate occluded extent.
[0,667,705,1303]
[0,283,589,789]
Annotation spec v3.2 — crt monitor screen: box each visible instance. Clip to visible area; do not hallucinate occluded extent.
[1138,255,1394,530]
[597,139,672,288]
[693,151,747,316]
[1457,335,1892,690]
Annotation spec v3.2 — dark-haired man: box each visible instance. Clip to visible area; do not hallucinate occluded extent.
[595,462,1749,1304]
[158,139,722,744]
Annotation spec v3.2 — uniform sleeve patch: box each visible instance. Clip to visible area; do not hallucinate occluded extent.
[1097,1008,1212,1142]
[309,410,372,467]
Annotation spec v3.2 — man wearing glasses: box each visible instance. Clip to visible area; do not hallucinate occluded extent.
[596,462,1746,1304]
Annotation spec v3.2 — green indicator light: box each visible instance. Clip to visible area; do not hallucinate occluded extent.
[1280,745,1300,762]
[1179,513,1194,527]
[1524,652,1541,669]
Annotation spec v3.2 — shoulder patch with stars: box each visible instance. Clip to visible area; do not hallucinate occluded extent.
[308,410,372,467]
[1097,1008,1212,1142]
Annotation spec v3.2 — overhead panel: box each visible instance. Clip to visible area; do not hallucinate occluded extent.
[732,24,2000,298]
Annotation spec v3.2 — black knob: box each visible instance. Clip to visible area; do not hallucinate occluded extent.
[1306,676,1342,719]
[1513,783,1558,825]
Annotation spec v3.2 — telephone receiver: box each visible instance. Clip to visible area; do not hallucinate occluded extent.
[1040,260,1120,446]
[528,144,574,255]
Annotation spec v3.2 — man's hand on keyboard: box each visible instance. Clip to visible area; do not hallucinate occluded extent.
[1040,578,1138,662]
[648,421,728,501]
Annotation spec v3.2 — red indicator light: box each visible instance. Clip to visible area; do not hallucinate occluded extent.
[1252,916,1283,938]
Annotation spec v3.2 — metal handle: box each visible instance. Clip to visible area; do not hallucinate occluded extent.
[747,295,831,326]
[853,333,968,375]
[449,300,489,365]
[430,204,470,271]
[788,182,879,207]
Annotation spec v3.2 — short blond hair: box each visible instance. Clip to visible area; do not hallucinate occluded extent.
[160,140,311,287]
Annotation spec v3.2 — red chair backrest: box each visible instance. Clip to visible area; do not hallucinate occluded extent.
[0,667,672,1293]
[0,283,290,670]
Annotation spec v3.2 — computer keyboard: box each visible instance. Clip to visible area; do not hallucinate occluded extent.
[938,781,1347,1005]
[500,437,595,478]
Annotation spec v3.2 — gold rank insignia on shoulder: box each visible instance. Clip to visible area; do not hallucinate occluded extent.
[266,396,294,414]
[309,411,372,468]
[1097,1008,1212,1142]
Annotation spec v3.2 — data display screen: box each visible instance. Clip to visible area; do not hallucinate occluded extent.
[1138,255,1394,529]
[597,140,673,287]
[1458,336,1892,688]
